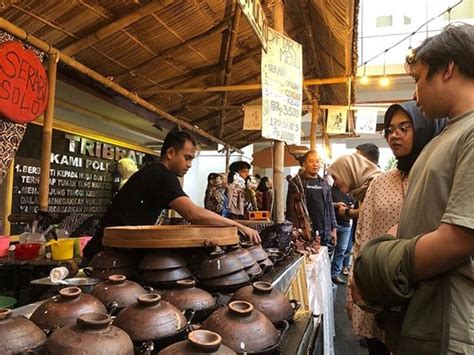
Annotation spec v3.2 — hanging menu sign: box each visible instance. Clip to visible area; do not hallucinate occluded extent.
[261,28,302,145]
[12,124,146,216]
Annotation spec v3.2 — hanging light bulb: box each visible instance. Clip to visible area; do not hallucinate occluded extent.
[360,63,369,85]
[379,51,390,87]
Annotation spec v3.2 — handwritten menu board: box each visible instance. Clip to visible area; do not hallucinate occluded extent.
[12,124,146,216]
[261,28,302,144]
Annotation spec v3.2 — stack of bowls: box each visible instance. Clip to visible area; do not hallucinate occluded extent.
[226,245,263,278]
[87,249,140,281]
[195,250,249,292]
[138,250,192,288]
[242,242,274,272]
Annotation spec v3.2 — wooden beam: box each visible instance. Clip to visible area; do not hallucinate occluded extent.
[39,51,59,212]
[345,0,356,78]
[141,47,261,95]
[0,17,243,153]
[148,76,347,94]
[62,1,167,55]
[219,5,242,138]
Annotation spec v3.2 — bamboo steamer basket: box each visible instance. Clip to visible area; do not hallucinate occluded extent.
[103,225,239,248]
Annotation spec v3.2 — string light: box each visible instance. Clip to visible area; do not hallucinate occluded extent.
[379,51,390,87]
[357,0,463,75]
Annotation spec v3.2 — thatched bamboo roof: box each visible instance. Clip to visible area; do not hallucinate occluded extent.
[1,0,359,148]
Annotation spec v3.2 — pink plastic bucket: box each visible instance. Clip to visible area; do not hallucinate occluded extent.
[79,236,92,256]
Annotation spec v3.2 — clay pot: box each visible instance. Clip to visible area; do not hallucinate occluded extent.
[114,293,188,344]
[199,270,250,291]
[0,308,46,354]
[45,312,134,354]
[241,243,268,262]
[258,257,274,272]
[230,281,299,323]
[30,287,106,332]
[244,262,263,278]
[89,249,139,269]
[90,275,146,312]
[85,266,138,281]
[141,266,192,284]
[160,279,216,322]
[226,245,256,268]
[195,250,244,280]
[202,301,280,353]
[138,250,187,270]
[158,330,236,355]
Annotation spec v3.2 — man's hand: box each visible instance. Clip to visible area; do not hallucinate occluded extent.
[333,202,347,210]
[330,228,337,245]
[240,225,261,244]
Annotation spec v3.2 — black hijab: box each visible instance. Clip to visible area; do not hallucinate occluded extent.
[384,101,447,174]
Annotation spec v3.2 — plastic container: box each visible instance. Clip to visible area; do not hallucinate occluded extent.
[46,239,74,261]
[73,236,92,257]
[0,236,10,257]
[14,243,41,260]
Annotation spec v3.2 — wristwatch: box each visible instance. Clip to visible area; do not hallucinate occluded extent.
[344,208,351,217]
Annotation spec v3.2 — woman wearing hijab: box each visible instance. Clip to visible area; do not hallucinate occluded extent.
[336,101,446,355]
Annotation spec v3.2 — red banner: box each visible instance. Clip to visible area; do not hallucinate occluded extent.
[0,41,49,124]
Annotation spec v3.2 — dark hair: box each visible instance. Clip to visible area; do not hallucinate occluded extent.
[301,150,318,164]
[160,129,196,157]
[356,143,379,165]
[207,173,219,183]
[228,161,251,183]
[257,176,270,192]
[406,24,474,79]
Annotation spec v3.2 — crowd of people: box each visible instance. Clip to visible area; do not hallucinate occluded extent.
[204,162,273,219]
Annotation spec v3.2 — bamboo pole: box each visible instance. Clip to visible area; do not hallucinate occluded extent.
[38,51,59,212]
[310,100,319,150]
[0,18,243,154]
[148,76,346,94]
[1,159,14,235]
[62,1,167,55]
[219,6,242,139]
[272,0,286,224]
[225,147,230,173]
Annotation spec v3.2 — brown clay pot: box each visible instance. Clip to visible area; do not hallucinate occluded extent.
[89,249,139,269]
[230,281,298,323]
[226,245,256,268]
[138,250,187,270]
[202,301,280,353]
[0,308,46,354]
[141,266,192,283]
[45,313,134,354]
[241,243,268,262]
[195,250,244,280]
[30,287,106,332]
[244,262,263,278]
[158,330,236,355]
[90,275,146,311]
[160,279,216,322]
[258,257,274,272]
[114,293,188,343]
[86,266,137,281]
[199,270,250,288]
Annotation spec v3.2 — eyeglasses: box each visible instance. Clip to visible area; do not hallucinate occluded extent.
[384,122,413,138]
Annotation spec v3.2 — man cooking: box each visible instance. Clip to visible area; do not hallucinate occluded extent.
[83,129,261,261]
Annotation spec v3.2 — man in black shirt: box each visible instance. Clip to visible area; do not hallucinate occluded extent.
[286,150,337,247]
[83,129,261,260]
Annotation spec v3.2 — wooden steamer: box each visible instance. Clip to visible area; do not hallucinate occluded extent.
[103,225,239,249]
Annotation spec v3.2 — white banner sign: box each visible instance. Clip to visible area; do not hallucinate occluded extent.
[261,28,302,144]
[327,107,348,134]
[243,105,262,130]
[355,109,378,134]
[238,0,268,51]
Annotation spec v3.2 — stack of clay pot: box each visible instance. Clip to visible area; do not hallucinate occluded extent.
[87,249,140,281]
[195,250,249,292]
[242,242,274,272]
[226,244,263,278]
[138,250,192,288]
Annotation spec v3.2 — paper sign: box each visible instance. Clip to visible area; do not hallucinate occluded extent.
[355,109,378,134]
[261,28,302,144]
[243,105,262,130]
[327,107,348,134]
